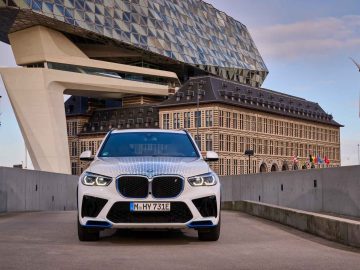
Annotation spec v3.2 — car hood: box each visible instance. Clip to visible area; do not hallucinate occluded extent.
[86,157,211,178]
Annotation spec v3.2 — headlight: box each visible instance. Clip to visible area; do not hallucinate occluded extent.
[81,172,112,186]
[188,173,217,186]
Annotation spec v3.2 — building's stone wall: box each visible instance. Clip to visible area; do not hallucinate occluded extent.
[159,103,341,176]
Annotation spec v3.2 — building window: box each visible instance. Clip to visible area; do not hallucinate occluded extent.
[233,113,238,129]
[234,159,238,175]
[205,110,213,127]
[195,111,202,128]
[226,135,231,152]
[257,117,262,133]
[226,159,231,175]
[233,136,238,152]
[226,112,230,128]
[245,115,250,130]
[71,162,77,175]
[173,113,180,129]
[195,134,202,150]
[219,110,224,127]
[240,137,245,153]
[67,121,78,136]
[263,118,268,133]
[240,160,245,174]
[251,116,256,131]
[163,113,170,129]
[252,160,257,173]
[269,119,274,134]
[239,114,244,130]
[246,137,251,150]
[220,134,225,151]
[270,140,274,155]
[184,112,191,128]
[219,158,224,175]
[71,141,77,157]
[264,140,268,155]
[257,139,263,155]
[206,134,213,151]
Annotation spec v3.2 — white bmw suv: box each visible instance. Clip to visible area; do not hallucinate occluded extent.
[77,129,221,241]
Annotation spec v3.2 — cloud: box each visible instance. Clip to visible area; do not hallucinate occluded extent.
[251,15,360,60]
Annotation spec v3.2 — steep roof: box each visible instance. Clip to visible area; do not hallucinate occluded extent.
[159,76,342,127]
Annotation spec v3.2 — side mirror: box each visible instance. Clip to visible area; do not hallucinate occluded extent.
[204,151,219,162]
[80,150,94,161]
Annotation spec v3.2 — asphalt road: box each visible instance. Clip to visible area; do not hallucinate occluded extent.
[0,211,359,270]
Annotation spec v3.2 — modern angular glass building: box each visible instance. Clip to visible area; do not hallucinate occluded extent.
[0,0,268,86]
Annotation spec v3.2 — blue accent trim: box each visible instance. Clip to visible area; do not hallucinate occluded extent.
[85,220,112,228]
[130,202,134,211]
[187,220,215,229]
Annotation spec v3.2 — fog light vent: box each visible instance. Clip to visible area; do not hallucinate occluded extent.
[192,196,217,218]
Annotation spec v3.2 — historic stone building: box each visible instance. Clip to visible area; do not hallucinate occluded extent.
[66,76,341,176]
[158,76,341,176]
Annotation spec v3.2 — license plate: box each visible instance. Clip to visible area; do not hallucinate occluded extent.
[130,202,171,212]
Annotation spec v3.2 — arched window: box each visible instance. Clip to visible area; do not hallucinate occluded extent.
[260,163,267,173]
[282,162,289,171]
[271,164,278,172]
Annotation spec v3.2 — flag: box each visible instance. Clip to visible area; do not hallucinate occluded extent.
[292,155,299,163]
[314,155,318,164]
[324,156,330,165]
[309,155,313,163]
[318,155,323,164]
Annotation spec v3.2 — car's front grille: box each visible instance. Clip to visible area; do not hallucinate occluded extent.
[81,195,108,218]
[106,202,193,223]
[117,175,184,199]
[151,176,183,198]
[117,176,149,198]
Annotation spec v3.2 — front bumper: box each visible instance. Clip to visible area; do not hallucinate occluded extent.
[78,178,221,230]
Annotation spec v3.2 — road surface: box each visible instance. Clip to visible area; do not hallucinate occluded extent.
[0,211,359,270]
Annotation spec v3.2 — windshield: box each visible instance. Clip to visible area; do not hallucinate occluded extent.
[99,132,199,158]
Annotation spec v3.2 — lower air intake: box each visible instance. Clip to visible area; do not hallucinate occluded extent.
[192,196,217,218]
[106,202,193,223]
[81,195,108,218]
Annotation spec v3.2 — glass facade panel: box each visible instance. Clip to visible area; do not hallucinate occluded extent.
[1,0,268,86]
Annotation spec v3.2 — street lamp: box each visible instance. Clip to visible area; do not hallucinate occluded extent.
[245,150,254,174]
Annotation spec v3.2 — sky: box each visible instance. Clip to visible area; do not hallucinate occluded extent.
[0,0,360,168]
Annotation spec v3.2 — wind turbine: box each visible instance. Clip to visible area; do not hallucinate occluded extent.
[350,57,360,120]
[0,95,2,127]
[350,57,360,72]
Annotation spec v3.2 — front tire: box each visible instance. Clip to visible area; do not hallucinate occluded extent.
[78,218,100,242]
[198,219,221,241]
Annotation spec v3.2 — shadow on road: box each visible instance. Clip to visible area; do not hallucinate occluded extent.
[97,228,200,246]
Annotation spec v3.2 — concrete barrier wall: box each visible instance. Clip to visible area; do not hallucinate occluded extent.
[0,167,78,213]
[1,165,359,217]
[220,165,360,217]
[222,200,360,248]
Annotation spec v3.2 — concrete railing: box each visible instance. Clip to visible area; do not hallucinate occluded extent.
[1,165,359,219]
[220,165,360,218]
[222,200,360,248]
[0,166,78,213]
